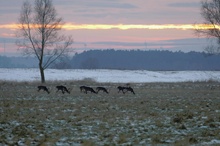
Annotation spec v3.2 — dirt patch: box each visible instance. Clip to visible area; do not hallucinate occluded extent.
[0,81,220,145]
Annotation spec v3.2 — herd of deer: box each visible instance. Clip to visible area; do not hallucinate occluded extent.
[37,84,135,95]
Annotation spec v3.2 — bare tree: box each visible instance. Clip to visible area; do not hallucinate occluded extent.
[196,0,220,55]
[16,0,73,83]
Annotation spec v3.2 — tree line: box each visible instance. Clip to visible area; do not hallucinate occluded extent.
[1,49,220,70]
[70,49,220,71]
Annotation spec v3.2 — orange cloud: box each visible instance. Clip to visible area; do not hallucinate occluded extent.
[56,23,220,30]
[62,23,220,30]
[0,24,18,30]
[0,23,219,30]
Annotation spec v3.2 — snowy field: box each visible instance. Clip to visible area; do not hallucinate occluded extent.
[0,68,220,83]
[1,68,220,145]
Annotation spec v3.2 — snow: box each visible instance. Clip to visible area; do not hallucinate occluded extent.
[0,68,220,83]
[0,68,218,83]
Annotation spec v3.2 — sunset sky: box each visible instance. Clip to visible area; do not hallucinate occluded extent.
[0,0,211,56]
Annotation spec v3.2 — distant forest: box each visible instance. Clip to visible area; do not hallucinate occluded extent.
[1,49,220,70]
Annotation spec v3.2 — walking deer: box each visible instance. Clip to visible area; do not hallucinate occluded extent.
[124,86,135,94]
[96,87,109,94]
[80,86,97,94]
[56,85,70,94]
[117,86,135,94]
[37,85,50,94]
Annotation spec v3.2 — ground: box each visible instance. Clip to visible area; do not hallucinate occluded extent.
[0,81,220,145]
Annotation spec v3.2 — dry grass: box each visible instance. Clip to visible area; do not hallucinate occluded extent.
[0,81,220,145]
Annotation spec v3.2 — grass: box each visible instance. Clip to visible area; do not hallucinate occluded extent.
[0,81,220,145]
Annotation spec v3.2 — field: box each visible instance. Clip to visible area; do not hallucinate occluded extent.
[0,80,220,145]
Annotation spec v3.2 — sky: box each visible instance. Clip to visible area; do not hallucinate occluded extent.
[0,0,212,56]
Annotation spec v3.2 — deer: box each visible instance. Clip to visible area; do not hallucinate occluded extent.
[56,85,70,94]
[96,87,109,94]
[37,85,50,94]
[124,86,135,94]
[117,86,127,94]
[117,86,135,94]
[80,86,97,94]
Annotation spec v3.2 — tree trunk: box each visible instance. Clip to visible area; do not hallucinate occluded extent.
[39,65,45,83]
